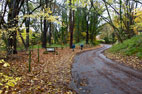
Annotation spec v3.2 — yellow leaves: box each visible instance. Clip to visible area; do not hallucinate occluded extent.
[65,0,90,8]
[0,27,19,38]
[11,92,17,94]
[3,63,10,67]
[107,0,113,4]
[0,59,21,92]
[0,90,2,94]
[48,82,52,86]
[0,73,21,89]
[132,8,142,33]
[47,16,57,21]
[83,0,91,7]
[81,32,86,37]
[21,8,60,24]
[17,28,33,43]
[134,8,142,21]
[62,22,67,28]
[5,77,21,87]
[0,73,3,76]
[0,29,6,34]
[23,14,36,19]
[15,77,21,81]
[66,91,74,94]
[134,9,142,23]
[6,81,15,87]
[0,59,4,63]
[0,83,3,86]
[0,59,10,67]
[44,8,52,14]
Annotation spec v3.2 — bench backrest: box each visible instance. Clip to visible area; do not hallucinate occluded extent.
[46,47,55,52]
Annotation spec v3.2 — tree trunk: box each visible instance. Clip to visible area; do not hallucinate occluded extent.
[69,0,73,48]
[7,26,17,54]
[86,15,89,44]
[7,0,24,54]
[25,18,30,50]
[25,0,30,50]
[48,22,52,45]
[7,17,18,54]
[42,19,48,48]
[42,0,48,48]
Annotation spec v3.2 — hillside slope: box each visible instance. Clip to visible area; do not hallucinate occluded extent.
[108,35,142,58]
[105,35,142,70]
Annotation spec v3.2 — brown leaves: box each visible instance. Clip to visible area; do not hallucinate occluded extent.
[0,45,101,93]
[0,48,75,93]
[104,50,142,71]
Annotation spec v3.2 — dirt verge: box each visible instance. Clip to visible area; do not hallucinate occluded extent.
[104,49,142,71]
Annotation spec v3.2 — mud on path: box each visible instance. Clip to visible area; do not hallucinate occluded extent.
[70,45,142,94]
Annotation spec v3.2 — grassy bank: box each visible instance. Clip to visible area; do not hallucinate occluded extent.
[108,35,142,59]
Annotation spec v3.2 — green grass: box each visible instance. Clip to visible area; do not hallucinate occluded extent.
[32,41,86,49]
[30,45,42,49]
[47,44,69,48]
[75,41,86,46]
[0,40,99,52]
[108,35,142,58]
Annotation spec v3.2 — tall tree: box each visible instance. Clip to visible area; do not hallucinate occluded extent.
[69,0,73,48]
[7,0,25,54]
[42,0,49,48]
[25,0,30,49]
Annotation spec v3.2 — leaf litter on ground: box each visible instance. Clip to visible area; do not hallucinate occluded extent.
[104,50,142,71]
[0,45,101,94]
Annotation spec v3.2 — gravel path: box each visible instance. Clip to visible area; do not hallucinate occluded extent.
[70,45,142,94]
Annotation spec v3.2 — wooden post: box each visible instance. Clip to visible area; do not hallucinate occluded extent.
[29,49,31,72]
[38,45,40,63]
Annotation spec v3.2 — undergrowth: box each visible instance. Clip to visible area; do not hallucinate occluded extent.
[108,35,142,59]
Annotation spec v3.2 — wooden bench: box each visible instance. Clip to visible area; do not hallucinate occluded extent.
[43,47,56,54]
[46,47,55,52]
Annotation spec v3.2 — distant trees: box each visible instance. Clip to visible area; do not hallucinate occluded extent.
[102,0,142,42]
[100,23,116,43]
[66,0,104,46]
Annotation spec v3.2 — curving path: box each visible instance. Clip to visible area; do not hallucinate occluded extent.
[70,45,142,94]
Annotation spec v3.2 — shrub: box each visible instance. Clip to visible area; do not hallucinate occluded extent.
[136,52,142,59]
